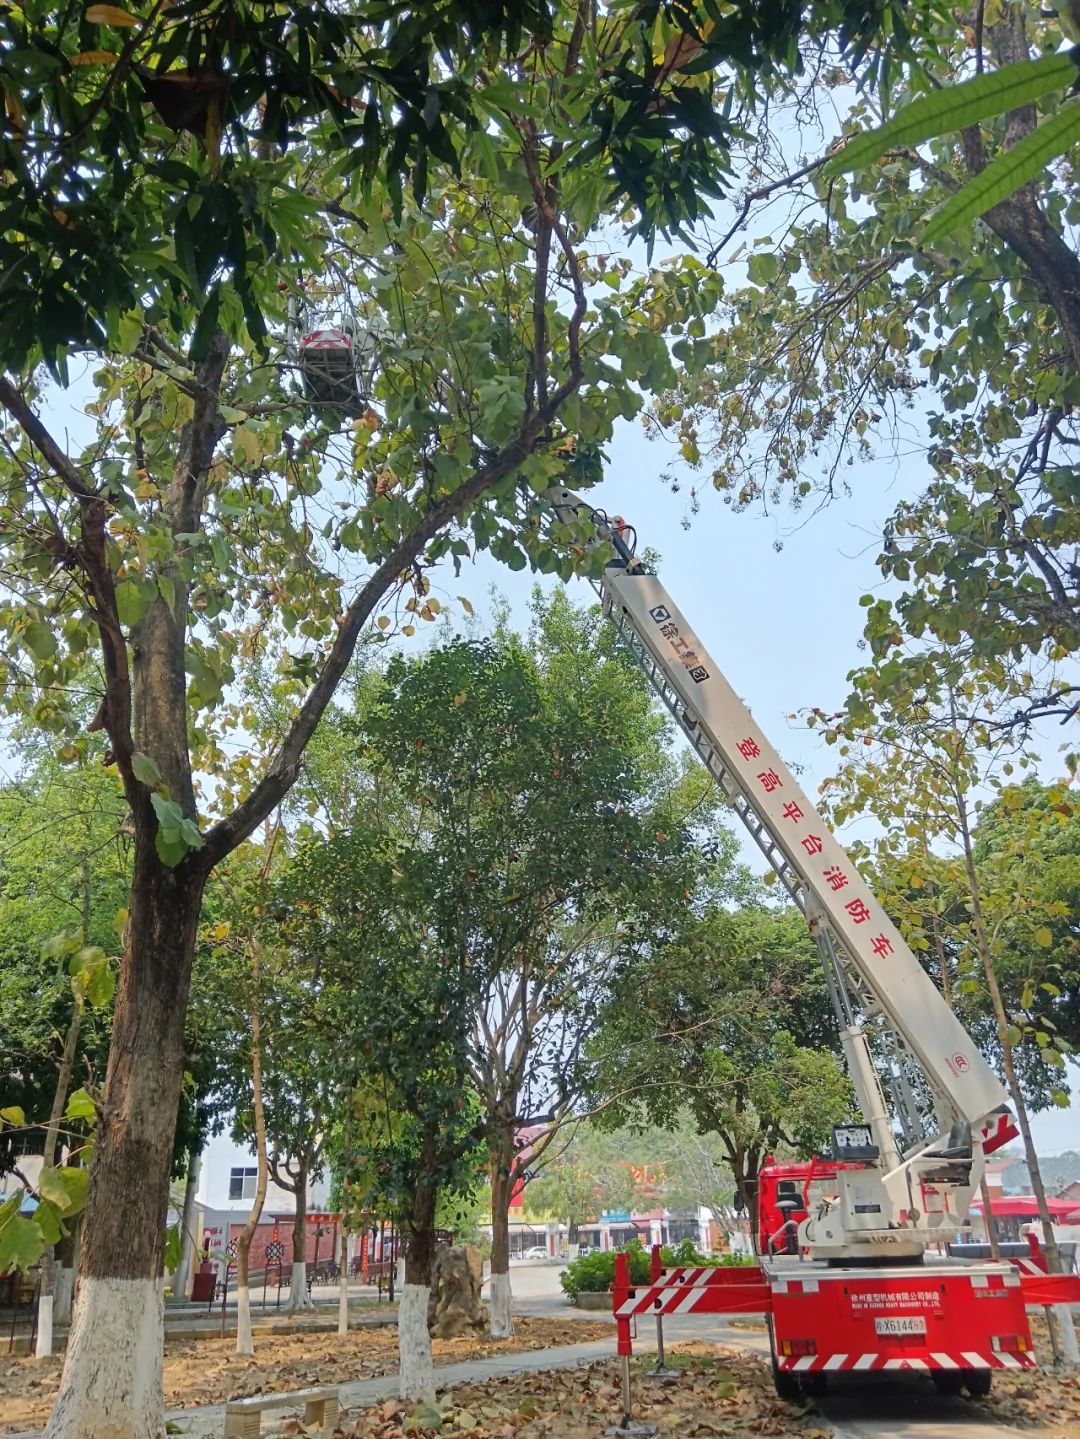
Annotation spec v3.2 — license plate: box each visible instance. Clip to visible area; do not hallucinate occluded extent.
[874,1316,927,1336]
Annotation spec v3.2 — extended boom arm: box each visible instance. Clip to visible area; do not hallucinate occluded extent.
[543,488,1014,1256]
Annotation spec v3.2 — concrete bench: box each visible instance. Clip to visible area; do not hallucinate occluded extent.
[223,1385,340,1437]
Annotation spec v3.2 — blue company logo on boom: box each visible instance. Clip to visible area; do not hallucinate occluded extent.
[648,605,709,684]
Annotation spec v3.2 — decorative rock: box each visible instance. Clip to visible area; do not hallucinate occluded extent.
[428,1245,485,1338]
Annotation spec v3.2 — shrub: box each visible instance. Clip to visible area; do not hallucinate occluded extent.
[558,1237,754,1298]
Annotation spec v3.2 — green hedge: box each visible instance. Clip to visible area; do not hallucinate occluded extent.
[558,1237,754,1298]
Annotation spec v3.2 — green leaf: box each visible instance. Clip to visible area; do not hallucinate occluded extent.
[151,792,185,829]
[83,959,116,1007]
[747,252,780,285]
[0,1209,44,1272]
[189,286,221,363]
[164,1223,182,1273]
[131,752,162,787]
[922,101,1080,240]
[23,619,57,660]
[830,49,1080,176]
[156,828,189,867]
[37,1166,71,1210]
[36,1201,63,1246]
[69,945,106,975]
[65,1089,96,1122]
[116,309,144,355]
[0,1105,26,1127]
[114,579,152,627]
[57,1166,89,1215]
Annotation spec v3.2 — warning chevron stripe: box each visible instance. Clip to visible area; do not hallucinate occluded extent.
[775,1351,1037,1372]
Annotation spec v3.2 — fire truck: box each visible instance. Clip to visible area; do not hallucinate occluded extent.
[541,487,1080,1404]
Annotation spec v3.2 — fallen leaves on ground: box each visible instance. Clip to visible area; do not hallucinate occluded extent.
[981,1315,1080,1439]
[338,1350,824,1439]
[0,1316,605,1433]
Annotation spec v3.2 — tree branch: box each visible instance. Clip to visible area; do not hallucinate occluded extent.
[200,234,587,869]
[0,376,137,794]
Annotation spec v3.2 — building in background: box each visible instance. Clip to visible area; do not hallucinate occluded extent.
[189,1130,335,1286]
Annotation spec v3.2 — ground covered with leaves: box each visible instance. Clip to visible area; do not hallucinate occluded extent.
[333,1346,1080,1439]
[0,1316,604,1432]
[981,1363,1080,1439]
[339,1352,828,1439]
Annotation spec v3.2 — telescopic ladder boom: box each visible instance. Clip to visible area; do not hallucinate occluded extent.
[543,488,1013,1251]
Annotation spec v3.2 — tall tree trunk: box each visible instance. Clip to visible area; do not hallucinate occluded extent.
[236,982,268,1356]
[337,1224,349,1337]
[487,1129,515,1339]
[932,914,1003,1261]
[172,1151,202,1302]
[46,857,207,1439]
[53,1215,80,1327]
[35,993,85,1359]
[956,796,1078,1365]
[963,6,1080,373]
[399,1130,439,1403]
[287,1154,312,1312]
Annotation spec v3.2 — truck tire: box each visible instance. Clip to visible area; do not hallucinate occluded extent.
[963,1370,992,1398]
[931,1371,965,1396]
[767,1317,809,1402]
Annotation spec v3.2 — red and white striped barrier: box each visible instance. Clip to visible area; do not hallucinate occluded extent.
[776,1349,1037,1373]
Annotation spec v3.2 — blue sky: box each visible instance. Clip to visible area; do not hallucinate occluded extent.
[447,412,1080,1158]
[13,254,1078,1159]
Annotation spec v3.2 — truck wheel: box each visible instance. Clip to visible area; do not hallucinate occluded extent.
[770,1359,804,1403]
[963,1370,992,1398]
[766,1317,807,1402]
[931,1371,965,1396]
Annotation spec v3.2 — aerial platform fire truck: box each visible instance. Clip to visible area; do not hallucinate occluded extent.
[541,487,1080,1405]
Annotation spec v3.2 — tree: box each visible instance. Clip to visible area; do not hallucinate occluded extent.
[813,657,1078,1358]
[231,952,268,1359]
[0,746,129,1353]
[520,1152,623,1244]
[972,780,1080,1055]
[591,900,852,1237]
[0,749,129,1150]
[520,1116,738,1242]
[0,0,860,372]
[348,590,711,1336]
[0,7,819,1428]
[276,822,486,1401]
[1,6,999,1429]
[648,1118,737,1235]
[656,4,1080,719]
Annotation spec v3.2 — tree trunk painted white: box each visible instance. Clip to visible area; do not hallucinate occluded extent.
[338,1228,349,1337]
[487,1154,514,1339]
[234,971,268,1356]
[398,1283,434,1402]
[488,1270,513,1339]
[235,1284,253,1357]
[36,984,85,1359]
[1058,1307,1080,1366]
[36,1292,54,1360]
[172,1151,202,1301]
[46,1276,163,1439]
[288,1260,311,1310]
